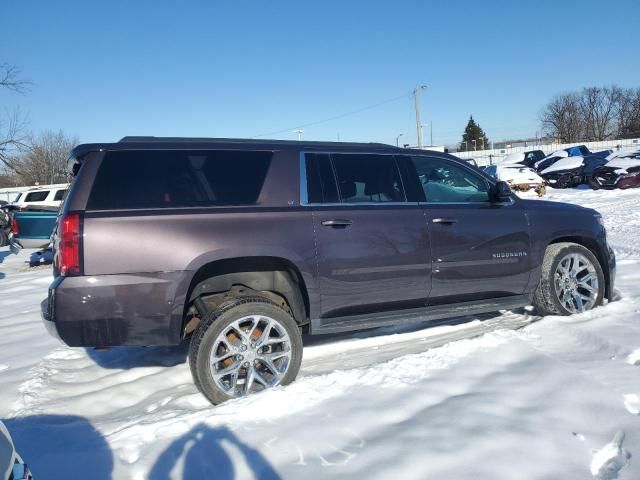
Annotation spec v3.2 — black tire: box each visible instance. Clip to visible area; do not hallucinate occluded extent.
[533,242,605,316]
[189,296,303,405]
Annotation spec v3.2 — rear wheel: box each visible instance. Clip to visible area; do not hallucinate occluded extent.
[189,296,303,405]
[533,243,604,316]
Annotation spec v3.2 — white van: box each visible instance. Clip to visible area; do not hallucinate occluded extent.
[12,184,69,210]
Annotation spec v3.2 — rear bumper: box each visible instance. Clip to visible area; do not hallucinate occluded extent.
[43,271,191,347]
[41,296,61,341]
[9,234,51,253]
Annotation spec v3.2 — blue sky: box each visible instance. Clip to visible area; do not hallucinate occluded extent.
[1,0,639,147]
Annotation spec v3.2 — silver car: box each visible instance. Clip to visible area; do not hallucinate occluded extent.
[0,422,31,480]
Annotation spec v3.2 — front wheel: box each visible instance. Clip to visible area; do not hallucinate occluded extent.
[533,243,605,316]
[189,296,303,405]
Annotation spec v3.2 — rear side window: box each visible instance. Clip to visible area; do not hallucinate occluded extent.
[87,150,272,210]
[25,191,49,202]
[331,154,405,203]
[54,189,67,201]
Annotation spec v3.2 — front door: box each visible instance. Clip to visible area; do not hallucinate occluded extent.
[409,155,532,304]
[303,152,431,320]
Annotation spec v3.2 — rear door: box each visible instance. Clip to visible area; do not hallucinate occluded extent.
[403,154,531,304]
[304,152,431,320]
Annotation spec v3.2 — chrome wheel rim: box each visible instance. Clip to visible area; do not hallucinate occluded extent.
[209,315,292,397]
[553,253,599,313]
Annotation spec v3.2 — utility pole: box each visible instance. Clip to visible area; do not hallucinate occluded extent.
[413,85,427,148]
[293,130,304,141]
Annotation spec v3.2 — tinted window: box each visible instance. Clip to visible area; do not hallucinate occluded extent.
[412,157,490,203]
[25,191,49,202]
[305,153,338,203]
[54,189,67,201]
[88,150,272,210]
[331,154,405,203]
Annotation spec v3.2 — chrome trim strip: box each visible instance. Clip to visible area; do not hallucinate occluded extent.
[332,263,430,275]
[304,202,422,207]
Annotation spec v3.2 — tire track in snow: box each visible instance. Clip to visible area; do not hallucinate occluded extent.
[8,310,535,421]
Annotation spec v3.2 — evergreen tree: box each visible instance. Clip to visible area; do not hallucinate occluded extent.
[459,116,490,151]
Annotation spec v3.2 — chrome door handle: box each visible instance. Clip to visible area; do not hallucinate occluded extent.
[321,219,353,227]
[432,218,457,225]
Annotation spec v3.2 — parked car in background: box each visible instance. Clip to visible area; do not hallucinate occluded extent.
[11,184,68,210]
[501,150,546,168]
[42,136,615,405]
[8,207,59,253]
[591,149,640,190]
[0,421,32,480]
[462,157,478,168]
[534,145,611,174]
[540,155,609,188]
[0,205,10,247]
[483,164,546,196]
[534,150,570,173]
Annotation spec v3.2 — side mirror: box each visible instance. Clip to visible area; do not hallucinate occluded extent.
[493,181,513,202]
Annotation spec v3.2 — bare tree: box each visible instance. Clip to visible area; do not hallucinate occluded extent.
[580,86,621,141]
[0,62,31,170]
[541,85,640,143]
[9,130,78,185]
[0,63,31,94]
[617,87,640,139]
[541,92,584,143]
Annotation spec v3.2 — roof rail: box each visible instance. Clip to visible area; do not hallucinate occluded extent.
[118,136,393,149]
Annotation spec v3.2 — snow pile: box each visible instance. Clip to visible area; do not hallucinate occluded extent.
[606,148,640,162]
[500,152,525,164]
[2,187,640,479]
[590,431,630,480]
[541,155,584,174]
[606,158,640,171]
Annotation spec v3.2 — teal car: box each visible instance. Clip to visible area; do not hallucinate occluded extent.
[8,208,58,253]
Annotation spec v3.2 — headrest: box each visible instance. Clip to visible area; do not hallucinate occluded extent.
[339,180,356,199]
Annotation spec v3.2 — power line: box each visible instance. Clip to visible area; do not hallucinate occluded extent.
[250,91,413,139]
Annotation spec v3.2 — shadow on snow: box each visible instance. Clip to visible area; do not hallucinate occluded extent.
[3,414,113,480]
[149,423,281,479]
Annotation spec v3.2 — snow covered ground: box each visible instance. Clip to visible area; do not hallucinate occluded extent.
[1,188,640,479]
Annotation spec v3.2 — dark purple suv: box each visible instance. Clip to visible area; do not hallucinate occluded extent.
[43,137,616,404]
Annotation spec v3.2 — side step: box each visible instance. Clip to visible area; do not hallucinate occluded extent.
[310,295,531,335]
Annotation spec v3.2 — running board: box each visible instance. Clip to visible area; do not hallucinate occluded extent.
[310,295,531,335]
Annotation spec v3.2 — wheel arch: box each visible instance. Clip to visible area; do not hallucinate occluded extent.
[182,256,310,336]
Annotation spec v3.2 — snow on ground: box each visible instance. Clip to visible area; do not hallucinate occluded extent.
[1,188,640,479]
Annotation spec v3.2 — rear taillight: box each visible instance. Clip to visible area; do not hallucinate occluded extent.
[59,212,82,276]
[10,217,19,235]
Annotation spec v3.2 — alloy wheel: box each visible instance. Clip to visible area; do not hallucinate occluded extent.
[553,253,599,313]
[209,315,292,397]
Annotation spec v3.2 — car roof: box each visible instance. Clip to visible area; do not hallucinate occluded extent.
[70,136,442,158]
